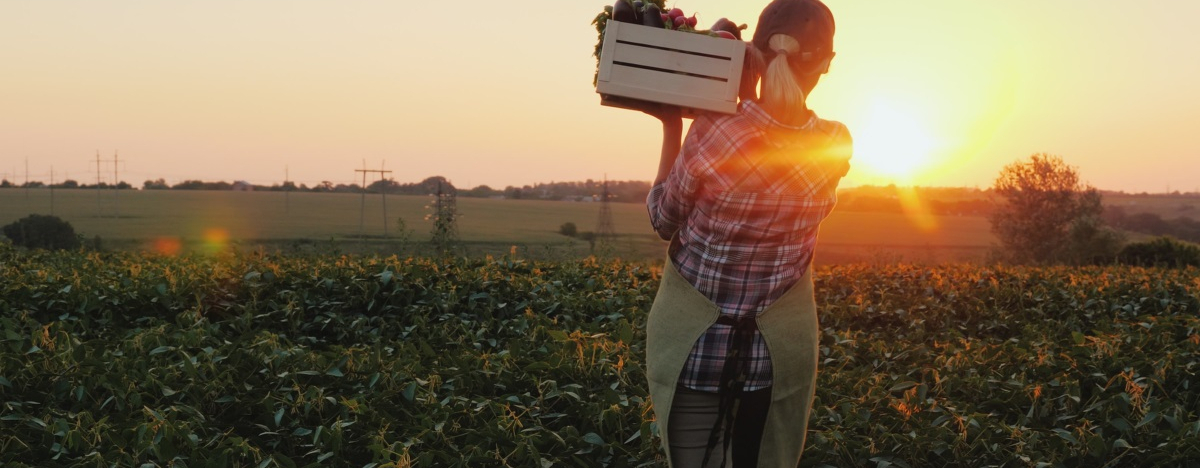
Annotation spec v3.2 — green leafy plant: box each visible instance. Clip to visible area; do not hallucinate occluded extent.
[2,250,1199,466]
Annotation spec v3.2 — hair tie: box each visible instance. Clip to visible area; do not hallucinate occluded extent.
[775,49,790,57]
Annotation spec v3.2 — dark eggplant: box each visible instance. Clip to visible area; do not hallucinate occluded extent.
[642,4,665,28]
[611,0,639,23]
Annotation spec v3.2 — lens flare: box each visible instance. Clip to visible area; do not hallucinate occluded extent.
[152,237,182,256]
[203,228,230,254]
[896,187,939,233]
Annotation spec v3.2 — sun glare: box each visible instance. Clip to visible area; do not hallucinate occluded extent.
[851,100,937,183]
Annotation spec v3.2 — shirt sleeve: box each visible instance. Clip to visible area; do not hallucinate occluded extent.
[647,137,701,241]
[808,122,854,195]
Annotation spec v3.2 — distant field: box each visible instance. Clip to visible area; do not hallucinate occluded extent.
[1,188,996,263]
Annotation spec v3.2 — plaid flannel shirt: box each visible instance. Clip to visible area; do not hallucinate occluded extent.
[647,100,852,392]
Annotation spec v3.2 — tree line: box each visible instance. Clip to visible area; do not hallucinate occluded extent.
[1,180,133,190]
[1103,207,1200,245]
[1,176,653,203]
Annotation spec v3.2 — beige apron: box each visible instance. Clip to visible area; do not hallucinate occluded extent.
[646,259,820,468]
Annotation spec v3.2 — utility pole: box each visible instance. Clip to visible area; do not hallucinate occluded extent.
[95,150,104,216]
[430,179,459,253]
[49,166,55,215]
[380,161,389,237]
[358,159,367,239]
[285,165,290,214]
[113,150,120,218]
[355,160,393,239]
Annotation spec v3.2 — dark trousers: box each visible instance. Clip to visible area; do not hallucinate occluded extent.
[667,385,773,468]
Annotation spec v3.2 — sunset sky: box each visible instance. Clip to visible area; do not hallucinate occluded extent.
[3,1,1199,193]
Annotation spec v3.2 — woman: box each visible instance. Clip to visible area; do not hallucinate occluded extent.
[641,0,852,466]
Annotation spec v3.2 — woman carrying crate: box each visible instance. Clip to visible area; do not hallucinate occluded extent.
[641,0,851,466]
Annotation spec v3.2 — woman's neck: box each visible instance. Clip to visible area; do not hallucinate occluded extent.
[760,100,812,126]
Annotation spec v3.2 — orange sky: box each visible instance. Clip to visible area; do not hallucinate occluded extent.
[2,1,1199,193]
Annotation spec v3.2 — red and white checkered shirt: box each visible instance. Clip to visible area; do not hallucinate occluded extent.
[647,100,852,392]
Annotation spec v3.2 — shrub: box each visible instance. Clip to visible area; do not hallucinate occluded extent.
[559,222,578,237]
[1,214,81,250]
[1117,236,1200,268]
[1064,213,1126,264]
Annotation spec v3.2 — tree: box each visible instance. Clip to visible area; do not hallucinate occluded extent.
[143,178,169,190]
[989,153,1120,264]
[1063,189,1126,264]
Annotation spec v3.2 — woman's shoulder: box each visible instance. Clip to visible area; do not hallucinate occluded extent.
[811,117,851,142]
[807,117,853,161]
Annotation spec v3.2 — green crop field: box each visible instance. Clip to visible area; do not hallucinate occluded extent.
[2,245,1199,467]
[0,188,996,263]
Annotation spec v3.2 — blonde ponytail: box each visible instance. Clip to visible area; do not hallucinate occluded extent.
[759,34,807,118]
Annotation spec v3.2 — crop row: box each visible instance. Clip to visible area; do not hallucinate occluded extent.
[1,243,1198,467]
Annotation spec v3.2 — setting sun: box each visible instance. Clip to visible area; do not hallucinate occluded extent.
[850,99,937,183]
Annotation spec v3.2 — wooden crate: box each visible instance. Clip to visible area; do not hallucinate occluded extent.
[596,21,745,115]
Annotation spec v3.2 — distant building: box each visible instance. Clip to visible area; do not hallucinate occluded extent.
[232,181,254,192]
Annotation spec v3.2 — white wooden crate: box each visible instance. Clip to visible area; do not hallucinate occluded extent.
[596,21,745,115]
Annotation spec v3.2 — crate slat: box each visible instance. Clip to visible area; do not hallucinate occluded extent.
[610,42,733,81]
[605,64,729,102]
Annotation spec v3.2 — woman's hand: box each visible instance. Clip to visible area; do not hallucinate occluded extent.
[624,99,682,124]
